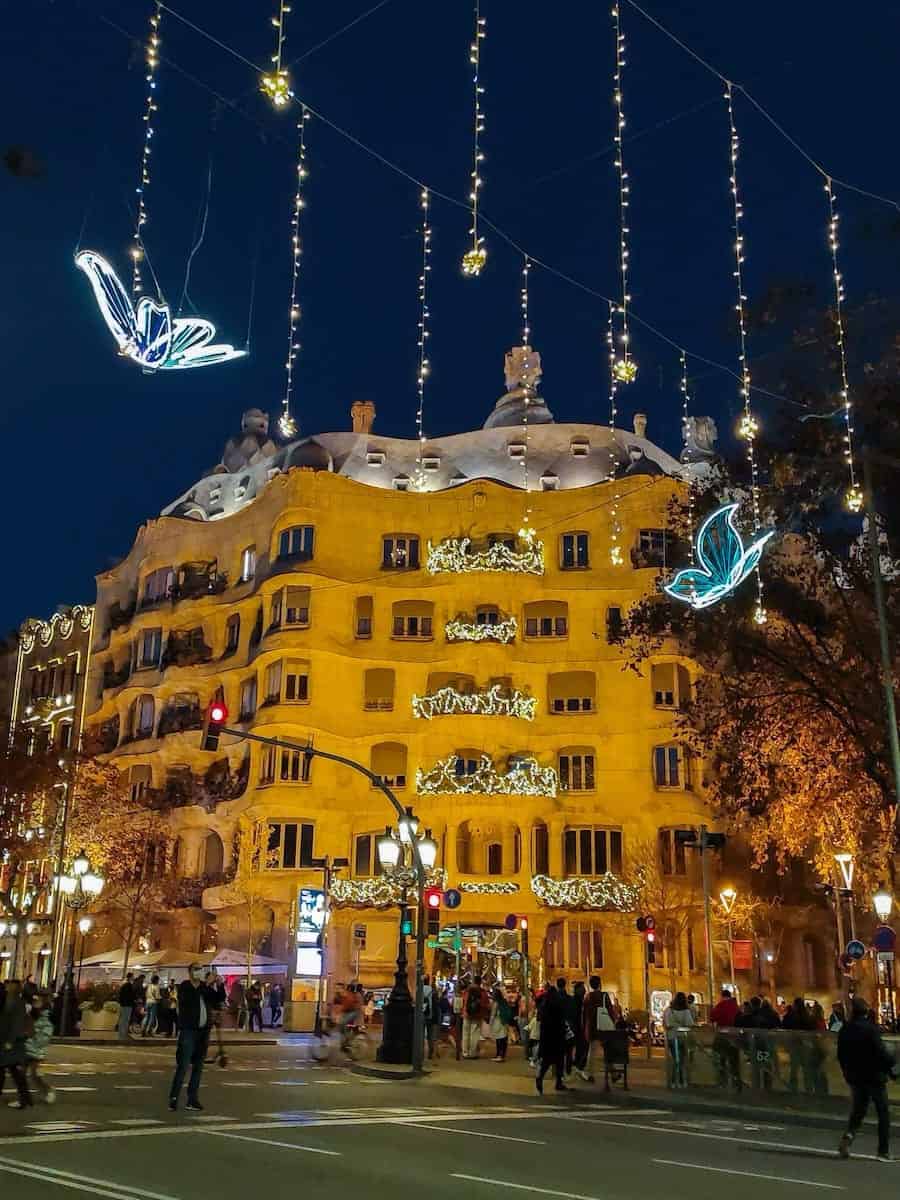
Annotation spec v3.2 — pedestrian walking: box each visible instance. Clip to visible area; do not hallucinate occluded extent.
[0,980,33,1109]
[555,978,576,1076]
[142,974,161,1037]
[838,996,897,1161]
[535,981,568,1094]
[579,976,616,1083]
[572,981,588,1074]
[663,992,694,1088]
[709,986,741,1090]
[168,963,214,1111]
[247,981,263,1033]
[24,991,55,1104]
[488,986,511,1061]
[461,975,490,1059]
[270,982,284,1028]
[117,973,136,1041]
[228,978,247,1030]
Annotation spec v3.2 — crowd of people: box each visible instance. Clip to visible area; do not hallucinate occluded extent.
[113,972,285,1039]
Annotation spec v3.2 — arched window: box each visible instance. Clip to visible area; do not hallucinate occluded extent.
[130,695,155,739]
[202,831,225,876]
[486,843,503,875]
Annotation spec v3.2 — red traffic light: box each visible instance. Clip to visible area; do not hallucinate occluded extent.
[647,930,656,943]
[424,886,442,910]
[209,701,228,724]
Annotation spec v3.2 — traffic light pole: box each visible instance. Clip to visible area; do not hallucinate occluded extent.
[212,724,428,1072]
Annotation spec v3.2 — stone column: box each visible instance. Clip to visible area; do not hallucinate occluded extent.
[502,823,517,876]
[548,816,565,878]
[178,827,206,877]
[443,823,458,880]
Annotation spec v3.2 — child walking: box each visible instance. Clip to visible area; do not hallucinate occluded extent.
[24,992,55,1104]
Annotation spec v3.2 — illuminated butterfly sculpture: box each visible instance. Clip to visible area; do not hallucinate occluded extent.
[663,503,774,611]
[75,250,246,371]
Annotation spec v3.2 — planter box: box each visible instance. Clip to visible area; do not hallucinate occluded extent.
[79,1003,119,1032]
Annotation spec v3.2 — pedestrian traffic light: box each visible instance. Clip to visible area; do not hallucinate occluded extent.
[519,917,528,930]
[424,886,442,937]
[202,699,228,751]
[400,908,415,937]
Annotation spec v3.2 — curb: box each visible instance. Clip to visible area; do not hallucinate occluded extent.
[350,1063,424,1081]
[55,1037,280,1048]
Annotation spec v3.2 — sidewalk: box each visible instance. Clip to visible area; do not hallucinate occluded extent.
[56,1030,315,1048]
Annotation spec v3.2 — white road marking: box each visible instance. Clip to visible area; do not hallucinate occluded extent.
[0,1161,129,1200]
[453,1172,601,1200]
[52,1086,98,1092]
[204,1130,341,1157]
[652,1158,845,1190]
[0,1153,181,1200]
[407,1123,546,1145]
[220,1083,256,1088]
[114,1086,153,1091]
[185,1115,236,1122]
[111,1120,166,1127]
[271,1081,308,1086]
[25,1121,95,1132]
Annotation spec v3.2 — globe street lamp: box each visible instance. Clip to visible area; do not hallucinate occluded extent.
[375,813,438,1066]
[56,851,104,1036]
[873,882,895,1030]
[719,885,737,990]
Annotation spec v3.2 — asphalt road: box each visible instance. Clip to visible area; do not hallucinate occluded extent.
[0,1042,895,1200]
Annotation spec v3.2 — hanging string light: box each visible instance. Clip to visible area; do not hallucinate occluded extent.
[279,106,309,440]
[724,82,765,625]
[461,0,487,277]
[260,0,292,108]
[679,350,696,565]
[412,188,432,488]
[520,255,533,521]
[610,3,636,384]
[824,179,862,514]
[607,302,623,565]
[132,0,163,298]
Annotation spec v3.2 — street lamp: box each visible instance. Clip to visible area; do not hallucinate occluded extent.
[77,916,93,990]
[56,850,104,1036]
[873,883,896,1030]
[719,885,737,991]
[375,817,438,1066]
[835,852,857,942]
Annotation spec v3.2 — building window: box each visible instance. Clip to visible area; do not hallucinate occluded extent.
[659,827,691,877]
[58,721,73,751]
[364,668,394,711]
[354,833,385,878]
[371,742,407,789]
[280,747,311,783]
[524,601,568,638]
[277,525,315,562]
[549,671,595,714]
[271,585,310,630]
[606,605,623,643]
[653,744,691,788]
[264,661,283,704]
[453,750,482,777]
[634,528,672,569]
[239,676,257,721]
[285,663,309,702]
[486,843,503,875]
[138,628,162,669]
[567,920,604,972]
[132,694,155,739]
[507,442,526,459]
[382,535,420,570]
[142,566,174,606]
[558,750,595,792]
[564,827,623,876]
[240,546,257,583]
[561,532,589,569]
[651,662,691,708]
[392,601,433,640]
[532,824,549,875]
[266,821,314,869]
[129,764,151,804]
[355,596,373,638]
[540,474,559,491]
[259,744,276,785]
[475,606,500,626]
[570,438,590,457]
[392,475,410,492]
[224,614,240,656]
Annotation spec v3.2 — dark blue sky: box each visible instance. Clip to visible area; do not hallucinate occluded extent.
[2,0,898,631]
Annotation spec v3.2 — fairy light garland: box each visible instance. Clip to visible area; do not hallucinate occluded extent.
[445,614,518,644]
[412,683,536,721]
[427,528,544,575]
[417,754,557,798]
[824,179,862,514]
[331,868,446,910]
[724,82,765,626]
[132,1,162,298]
[607,303,623,566]
[279,106,309,441]
[610,3,636,385]
[459,880,520,895]
[260,0,292,107]
[519,255,534,528]
[680,350,696,564]
[461,0,487,277]
[412,188,432,488]
[531,873,638,911]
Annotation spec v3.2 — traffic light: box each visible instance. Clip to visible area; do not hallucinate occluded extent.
[424,886,442,937]
[202,699,228,751]
[646,928,656,965]
[400,907,415,937]
[636,914,656,964]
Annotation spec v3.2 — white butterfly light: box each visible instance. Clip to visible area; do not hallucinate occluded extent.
[75,250,246,371]
[664,503,774,610]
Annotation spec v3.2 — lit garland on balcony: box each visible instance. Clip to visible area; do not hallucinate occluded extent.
[331,869,445,910]
[412,684,535,721]
[531,873,639,911]
[426,528,544,575]
[445,615,518,644]
[461,0,487,276]
[132,0,162,297]
[260,0,292,107]
[417,754,557,798]
[458,880,520,895]
[824,179,862,515]
[278,105,309,440]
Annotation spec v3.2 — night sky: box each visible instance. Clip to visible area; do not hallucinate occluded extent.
[3,0,898,631]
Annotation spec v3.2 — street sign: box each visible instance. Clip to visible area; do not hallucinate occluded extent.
[426,939,440,949]
[504,913,518,930]
[352,922,367,950]
[873,925,897,953]
[443,888,462,910]
[731,940,753,971]
[846,939,866,961]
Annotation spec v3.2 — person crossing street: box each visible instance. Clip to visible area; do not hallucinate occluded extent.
[838,996,897,1161]
[168,964,214,1112]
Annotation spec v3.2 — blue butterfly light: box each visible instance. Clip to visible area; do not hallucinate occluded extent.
[664,503,774,610]
[75,250,246,371]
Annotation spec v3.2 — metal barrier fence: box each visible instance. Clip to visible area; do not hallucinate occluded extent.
[666,1027,900,1099]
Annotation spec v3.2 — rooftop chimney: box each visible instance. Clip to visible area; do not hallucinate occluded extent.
[632,412,647,438]
[351,400,376,435]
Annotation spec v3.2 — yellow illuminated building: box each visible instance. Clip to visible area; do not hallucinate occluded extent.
[84,358,738,1013]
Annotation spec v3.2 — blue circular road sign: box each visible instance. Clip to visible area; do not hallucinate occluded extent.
[846,939,866,961]
[443,888,462,910]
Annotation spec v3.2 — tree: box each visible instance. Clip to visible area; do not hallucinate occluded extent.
[616,317,900,889]
[226,816,276,984]
[626,839,703,995]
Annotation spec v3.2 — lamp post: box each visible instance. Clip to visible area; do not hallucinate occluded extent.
[56,850,104,1036]
[308,855,349,1036]
[719,885,737,991]
[77,916,93,990]
[0,921,17,982]
[873,882,895,1030]
[375,813,438,1068]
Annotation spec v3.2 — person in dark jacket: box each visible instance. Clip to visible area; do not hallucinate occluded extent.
[838,996,896,1160]
[536,981,569,1095]
[168,965,214,1111]
[117,973,136,1042]
[0,980,33,1109]
[556,979,577,1076]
